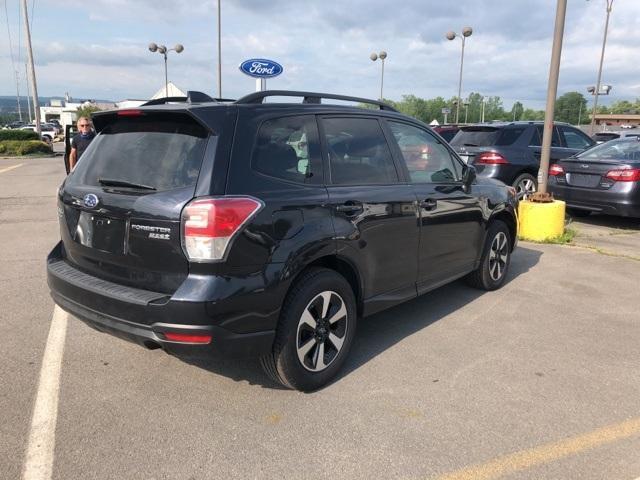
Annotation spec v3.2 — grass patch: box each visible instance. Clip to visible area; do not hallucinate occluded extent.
[525,227,578,245]
[0,140,52,156]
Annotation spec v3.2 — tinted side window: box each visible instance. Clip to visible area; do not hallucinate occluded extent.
[252,115,322,184]
[496,127,526,146]
[560,127,593,149]
[322,117,398,185]
[530,126,561,147]
[389,122,460,183]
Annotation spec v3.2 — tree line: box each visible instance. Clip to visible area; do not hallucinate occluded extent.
[380,92,640,126]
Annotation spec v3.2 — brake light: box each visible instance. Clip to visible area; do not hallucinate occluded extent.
[163,332,212,344]
[605,168,640,182]
[117,109,143,116]
[475,152,509,165]
[182,197,263,261]
[548,164,564,176]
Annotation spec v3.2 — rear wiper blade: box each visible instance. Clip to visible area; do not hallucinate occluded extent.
[98,178,156,190]
[463,143,479,147]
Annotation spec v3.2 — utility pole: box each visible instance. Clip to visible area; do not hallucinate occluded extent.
[21,0,41,136]
[217,0,222,98]
[14,71,23,122]
[538,0,567,195]
[25,63,33,122]
[590,0,613,134]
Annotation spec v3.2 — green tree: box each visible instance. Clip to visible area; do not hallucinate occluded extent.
[521,108,545,121]
[510,101,524,121]
[76,105,101,123]
[554,92,586,124]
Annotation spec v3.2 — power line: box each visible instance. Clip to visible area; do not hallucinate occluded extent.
[3,0,17,71]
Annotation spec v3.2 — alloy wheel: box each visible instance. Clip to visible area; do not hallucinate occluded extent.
[296,291,348,372]
[516,177,536,200]
[489,232,509,281]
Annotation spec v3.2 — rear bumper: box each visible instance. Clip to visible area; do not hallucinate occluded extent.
[549,182,640,218]
[47,242,277,358]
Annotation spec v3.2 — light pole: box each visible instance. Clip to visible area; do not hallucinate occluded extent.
[464,101,470,123]
[589,0,613,134]
[370,51,387,101]
[446,27,473,124]
[148,43,184,98]
[481,97,486,123]
[587,84,612,131]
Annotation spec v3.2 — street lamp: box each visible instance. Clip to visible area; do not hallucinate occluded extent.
[148,42,184,98]
[446,26,473,123]
[370,51,387,101]
[463,101,470,123]
[587,84,612,130]
[589,0,614,134]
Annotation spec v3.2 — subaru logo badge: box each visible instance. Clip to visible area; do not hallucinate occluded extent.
[580,164,590,169]
[83,193,99,208]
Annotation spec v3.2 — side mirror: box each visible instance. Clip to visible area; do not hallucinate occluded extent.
[462,165,476,192]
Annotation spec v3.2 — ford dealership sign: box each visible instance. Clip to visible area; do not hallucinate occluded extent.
[239,59,283,78]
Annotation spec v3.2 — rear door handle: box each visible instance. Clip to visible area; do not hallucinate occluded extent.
[419,198,437,210]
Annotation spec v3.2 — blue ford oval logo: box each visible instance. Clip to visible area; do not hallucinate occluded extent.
[239,59,283,78]
[83,193,99,208]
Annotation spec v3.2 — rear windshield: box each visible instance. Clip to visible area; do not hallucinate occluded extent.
[450,127,500,147]
[578,138,640,161]
[69,113,209,191]
[450,126,524,147]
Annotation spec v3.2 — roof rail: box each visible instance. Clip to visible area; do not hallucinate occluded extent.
[141,91,233,107]
[234,90,398,112]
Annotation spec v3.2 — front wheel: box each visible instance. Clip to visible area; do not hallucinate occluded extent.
[465,220,512,291]
[261,268,357,392]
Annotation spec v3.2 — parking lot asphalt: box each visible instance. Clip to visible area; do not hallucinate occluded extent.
[1,156,639,480]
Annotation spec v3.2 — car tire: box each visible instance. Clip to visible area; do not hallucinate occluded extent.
[465,220,511,291]
[567,208,591,218]
[513,173,537,200]
[261,268,357,392]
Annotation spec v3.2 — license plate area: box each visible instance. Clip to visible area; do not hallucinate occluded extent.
[74,211,125,254]
[566,173,601,188]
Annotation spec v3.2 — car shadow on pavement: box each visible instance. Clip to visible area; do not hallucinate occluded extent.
[178,245,543,391]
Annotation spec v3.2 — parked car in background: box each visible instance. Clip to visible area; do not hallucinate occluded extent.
[431,124,460,143]
[20,123,59,143]
[591,130,640,144]
[47,90,519,392]
[548,137,640,218]
[450,121,595,199]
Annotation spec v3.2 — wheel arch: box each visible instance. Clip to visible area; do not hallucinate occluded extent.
[491,209,518,251]
[286,255,364,317]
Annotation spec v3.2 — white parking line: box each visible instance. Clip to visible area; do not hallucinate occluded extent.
[22,306,68,480]
[0,163,24,174]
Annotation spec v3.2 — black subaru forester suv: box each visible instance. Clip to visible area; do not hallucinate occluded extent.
[48,91,518,391]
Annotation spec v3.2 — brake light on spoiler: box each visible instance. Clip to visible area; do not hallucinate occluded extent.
[181,197,263,262]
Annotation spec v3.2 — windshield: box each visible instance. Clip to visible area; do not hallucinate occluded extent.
[578,138,640,161]
[69,113,209,191]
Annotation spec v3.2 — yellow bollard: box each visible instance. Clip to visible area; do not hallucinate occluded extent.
[518,200,566,241]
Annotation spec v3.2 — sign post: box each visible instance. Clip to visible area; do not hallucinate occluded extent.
[239,59,283,92]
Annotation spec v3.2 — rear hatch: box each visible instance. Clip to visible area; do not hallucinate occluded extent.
[450,126,502,163]
[58,110,212,293]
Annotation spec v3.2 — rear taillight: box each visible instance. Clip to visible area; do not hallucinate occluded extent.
[181,197,263,262]
[605,168,640,182]
[548,164,565,176]
[475,152,509,165]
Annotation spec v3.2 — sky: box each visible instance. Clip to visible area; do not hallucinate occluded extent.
[1,0,640,110]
